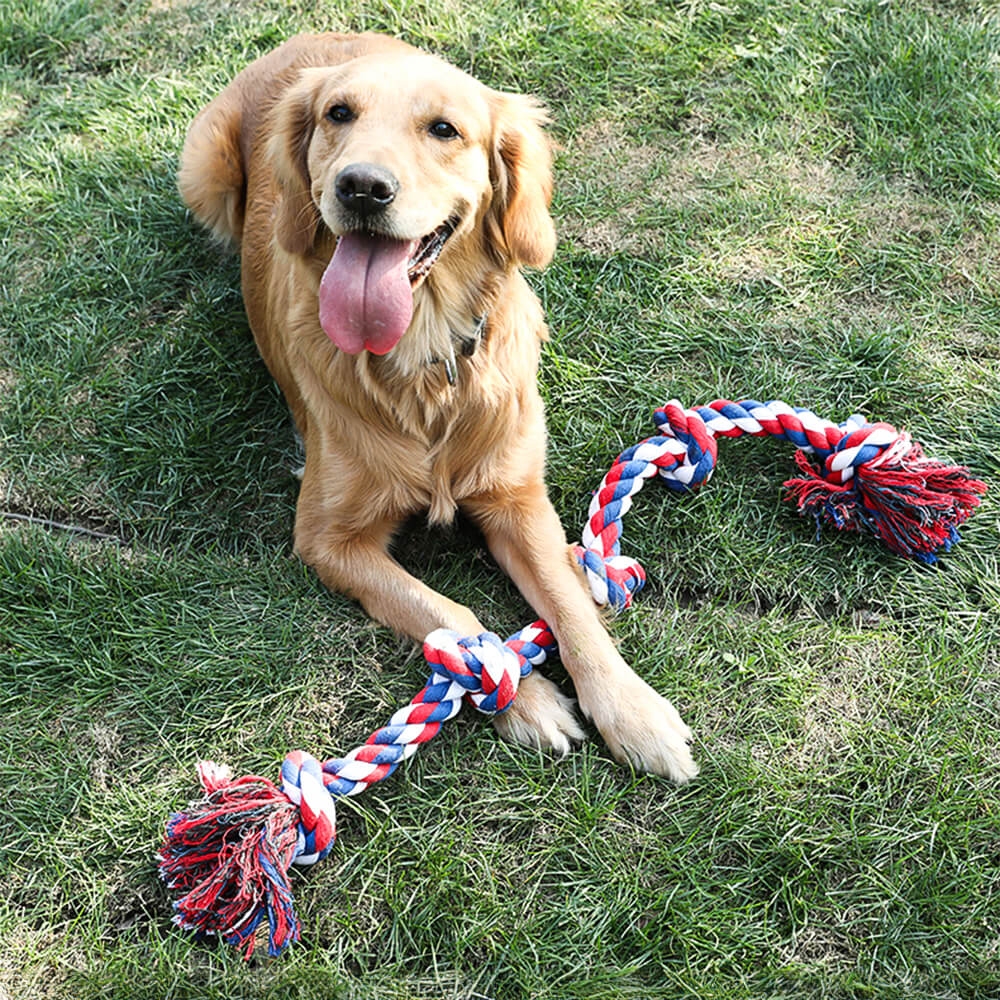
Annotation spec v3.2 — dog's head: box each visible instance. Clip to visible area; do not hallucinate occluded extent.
[267,52,556,356]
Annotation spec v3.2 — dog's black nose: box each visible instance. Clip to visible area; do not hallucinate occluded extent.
[335,163,399,215]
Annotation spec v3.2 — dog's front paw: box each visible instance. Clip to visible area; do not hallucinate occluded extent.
[493,670,585,755]
[580,674,698,784]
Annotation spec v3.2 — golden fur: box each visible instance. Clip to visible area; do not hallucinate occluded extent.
[179,32,697,781]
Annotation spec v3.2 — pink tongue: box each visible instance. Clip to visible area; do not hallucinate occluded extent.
[318,233,414,355]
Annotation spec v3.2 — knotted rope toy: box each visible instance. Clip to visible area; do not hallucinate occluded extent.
[159,398,986,957]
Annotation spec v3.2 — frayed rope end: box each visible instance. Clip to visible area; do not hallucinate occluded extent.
[783,439,987,563]
[158,762,302,959]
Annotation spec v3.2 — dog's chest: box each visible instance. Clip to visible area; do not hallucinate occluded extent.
[367,400,507,524]
[330,369,521,528]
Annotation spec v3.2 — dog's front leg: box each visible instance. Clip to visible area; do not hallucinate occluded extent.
[294,470,583,754]
[295,513,483,642]
[292,451,485,637]
[466,482,698,783]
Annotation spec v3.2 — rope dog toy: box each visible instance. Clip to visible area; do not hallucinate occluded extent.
[158,398,985,957]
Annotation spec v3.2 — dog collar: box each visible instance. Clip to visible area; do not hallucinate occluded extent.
[437,313,488,385]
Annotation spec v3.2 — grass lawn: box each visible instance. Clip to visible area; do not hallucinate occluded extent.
[2,0,999,997]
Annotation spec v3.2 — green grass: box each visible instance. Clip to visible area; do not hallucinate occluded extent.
[2,0,999,997]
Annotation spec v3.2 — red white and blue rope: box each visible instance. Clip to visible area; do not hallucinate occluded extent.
[159,621,558,955]
[159,397,985,957]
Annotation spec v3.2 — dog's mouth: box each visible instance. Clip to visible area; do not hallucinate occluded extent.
[318,217,459,356]
[406,216,457,286]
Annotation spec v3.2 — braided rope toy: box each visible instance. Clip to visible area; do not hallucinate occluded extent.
[159,398,986,957]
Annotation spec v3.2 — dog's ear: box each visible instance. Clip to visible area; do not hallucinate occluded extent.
[486,92,557,269]
[268,71,323,255]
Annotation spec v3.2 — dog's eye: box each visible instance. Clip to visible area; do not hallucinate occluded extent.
[327,104,355,124]
[429,120,459,140]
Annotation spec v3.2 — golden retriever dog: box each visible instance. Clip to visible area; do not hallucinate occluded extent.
[179,32,697,782]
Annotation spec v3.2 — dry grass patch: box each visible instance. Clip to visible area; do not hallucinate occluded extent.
[779,923,855,970]
[560,117,1000,343]
[939,225,1000,310]
[557,117,665,253]
[0,88,30,141]
[0,471,32,515]
[0,927,78,1000]
[86,716,124,791]
[786,636,896,772]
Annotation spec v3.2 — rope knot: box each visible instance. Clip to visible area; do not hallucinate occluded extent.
[160,762,306,957]
[422,630,522,714]
[824,422,911,482]
[572,544,646,612]
[651,401,719,491]
[280,750,337,866]
[783,421,985,561]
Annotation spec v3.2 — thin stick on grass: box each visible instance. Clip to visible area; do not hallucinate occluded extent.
[0,510,121,542]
